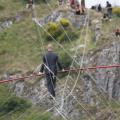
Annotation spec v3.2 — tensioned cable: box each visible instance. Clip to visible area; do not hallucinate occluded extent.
[1,64,120,83]
[65,11,89,99]
[60,14,88,111]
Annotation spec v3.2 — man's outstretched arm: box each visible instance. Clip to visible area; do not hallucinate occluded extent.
[57,56,63,70]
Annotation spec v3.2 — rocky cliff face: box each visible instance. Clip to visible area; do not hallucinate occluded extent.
[39,9,87,28]
[0,11,30,32]
[89,41,120,100]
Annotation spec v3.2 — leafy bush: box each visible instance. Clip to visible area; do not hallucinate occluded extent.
[58,30,79,43]
[60,52,72,68]
[0,96,31,113]
[0,5,4,10]
[45,22,62,41]
[113,7,120,17]
[0,50,7,55]
[47,22,59,34]
[45,21,79,42]
[60,18,70,27]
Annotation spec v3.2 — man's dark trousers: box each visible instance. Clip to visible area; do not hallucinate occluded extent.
[46,73,56,97]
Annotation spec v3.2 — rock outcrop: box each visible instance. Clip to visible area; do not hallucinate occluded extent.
[89,41,120,100]
[38,9,87,28]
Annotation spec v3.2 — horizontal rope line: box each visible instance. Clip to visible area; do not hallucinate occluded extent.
[0,64,120,84]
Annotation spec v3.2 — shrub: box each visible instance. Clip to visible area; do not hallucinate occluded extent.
[45,22,62,41]
[60,18,70,27]
[58,29,79,42]
[0,5,4,10]
[0,50,7,55]
[0,96,31,113]
[47,22,59,34]
[45,21,79,42]
[113,7,120,17]
[60,52,72,68]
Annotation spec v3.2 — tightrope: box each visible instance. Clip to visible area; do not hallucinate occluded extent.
[0,64,120,84]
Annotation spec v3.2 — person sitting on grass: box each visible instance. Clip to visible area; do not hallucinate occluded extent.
[115,28,120,37]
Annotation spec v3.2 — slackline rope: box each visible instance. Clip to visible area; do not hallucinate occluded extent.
[0,64,120,84]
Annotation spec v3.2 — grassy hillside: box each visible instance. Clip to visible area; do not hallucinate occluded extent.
[0,0,59,75]
[0,15,119,75]
[0,0,57,19]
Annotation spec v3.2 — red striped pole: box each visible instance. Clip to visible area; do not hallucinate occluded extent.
[0,64,120,84]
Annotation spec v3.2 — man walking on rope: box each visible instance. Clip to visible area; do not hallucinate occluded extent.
[39,44,63,98]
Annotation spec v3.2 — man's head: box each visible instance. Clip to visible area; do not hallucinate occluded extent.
[47,44,53,52]
[106,1,109,4]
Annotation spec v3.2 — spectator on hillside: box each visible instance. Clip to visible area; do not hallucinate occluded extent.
[115,28,120,37]
[91,6,96,10]
[102,13,109,22]
[58,0,63,5]
[106,1,112,19]
[98,4,102,12]
[26,0,34,9]
[75,4,81,15]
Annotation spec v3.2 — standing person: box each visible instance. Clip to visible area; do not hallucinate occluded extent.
[98,4,102,12]
[75,4,81,15]
[26,0,35,18]
[106,1,112,19]
[26,0,34,9]
[39,44,63,98]
[58,0,63,5]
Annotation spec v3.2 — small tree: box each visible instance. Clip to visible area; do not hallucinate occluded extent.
[0,96,31,113]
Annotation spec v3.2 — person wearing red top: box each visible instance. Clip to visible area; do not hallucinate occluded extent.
[115,28,120,37]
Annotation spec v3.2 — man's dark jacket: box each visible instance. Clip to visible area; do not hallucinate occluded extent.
[40,51,62,75]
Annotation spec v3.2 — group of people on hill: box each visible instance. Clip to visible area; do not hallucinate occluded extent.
[27,0,85,15]
[71,0,86,15]
[91,1,120,37]
[58,0,85,15]
[92,1,112,20]
[102,1,112,21]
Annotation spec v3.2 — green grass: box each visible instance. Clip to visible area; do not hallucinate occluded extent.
[0,0,57,19]
[0,85,11,106]
[0,85,56,120]
[0,0,71,75]
[0,18,42,75]
[0,107,53,120]
[0,0,24,19]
